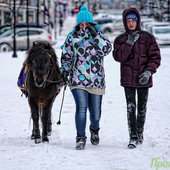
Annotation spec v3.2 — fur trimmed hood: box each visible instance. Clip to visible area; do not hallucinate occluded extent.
[122,8,141,33]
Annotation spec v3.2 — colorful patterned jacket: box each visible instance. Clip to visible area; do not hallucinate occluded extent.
[61,28,112,89]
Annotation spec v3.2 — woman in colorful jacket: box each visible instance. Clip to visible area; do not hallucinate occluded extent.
[113,8,161,149]
[60,6,112,150]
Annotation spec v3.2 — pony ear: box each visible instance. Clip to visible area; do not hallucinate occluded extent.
[33,41,37,46]
[33,40,45,47]
[44,42,51,49]
[33,41,39,47]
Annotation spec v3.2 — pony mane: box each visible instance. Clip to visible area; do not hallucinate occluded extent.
[24,41,59,70]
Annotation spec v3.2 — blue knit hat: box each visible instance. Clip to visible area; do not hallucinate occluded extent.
[126,12,138,22]
[77,6,94,25]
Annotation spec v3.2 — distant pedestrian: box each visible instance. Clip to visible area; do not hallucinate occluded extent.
[59,12,64,35]
[60,6,112,150]
[113,8,161,148]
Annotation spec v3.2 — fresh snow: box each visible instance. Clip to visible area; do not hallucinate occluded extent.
[0,16,170,170]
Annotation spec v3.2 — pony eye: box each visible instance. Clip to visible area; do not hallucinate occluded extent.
[32,59,36,65]
[45,58,50,65]
[32,60,36,69]
[44,59,48,63]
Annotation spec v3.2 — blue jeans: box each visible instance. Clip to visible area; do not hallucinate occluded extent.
[71,89,103,137]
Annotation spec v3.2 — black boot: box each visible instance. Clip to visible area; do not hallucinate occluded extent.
[137,132,143,144]
[137,128,144,144]
[76,136,87,150]
[90,127,100,145]
[127,135,138,149]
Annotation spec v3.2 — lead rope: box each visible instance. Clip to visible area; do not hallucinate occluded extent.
[57,85,67,125]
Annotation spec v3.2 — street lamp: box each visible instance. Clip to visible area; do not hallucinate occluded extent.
[54,0,58,40]
[168,0,170,22]
[48,0,50,33]
[37,0,39,27]
[43,0,45,24]
[12,0,17,58]
[87,0,90,10]
[26,0,30,50]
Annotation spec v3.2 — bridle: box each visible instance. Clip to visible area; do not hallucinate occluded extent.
[32,51,63,87]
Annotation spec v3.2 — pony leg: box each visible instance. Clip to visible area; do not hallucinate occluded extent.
[29,98,41,144]
[47,111,52,136]
[41,103,53,143]
[31,125,40,140]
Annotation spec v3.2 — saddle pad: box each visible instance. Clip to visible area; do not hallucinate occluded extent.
[17,65,28,90]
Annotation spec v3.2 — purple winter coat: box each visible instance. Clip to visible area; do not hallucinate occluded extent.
[113,8,161,88]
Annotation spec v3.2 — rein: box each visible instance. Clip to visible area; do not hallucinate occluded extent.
[43,52,63,85]
[45,78,63,84]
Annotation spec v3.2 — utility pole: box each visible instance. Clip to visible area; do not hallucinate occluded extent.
[48,0,50,33]
[43,0,45,24]
[37,0,39,27]
[26,0,30,50]
[168,0,170,22]
[54,0,57,40]
[12,0,17,58]
[87,0,90,10]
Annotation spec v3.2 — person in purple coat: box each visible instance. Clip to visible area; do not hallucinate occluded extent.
[113,8,161,148]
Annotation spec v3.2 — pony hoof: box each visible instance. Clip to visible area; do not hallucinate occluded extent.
[35,138,41,144]
[42,137,49,143]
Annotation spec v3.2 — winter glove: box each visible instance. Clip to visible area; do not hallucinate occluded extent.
[78,28,90,39]
[139,70,151,85]
[126,30,140,45]
[87,25,97,38]
[61,71,69,84]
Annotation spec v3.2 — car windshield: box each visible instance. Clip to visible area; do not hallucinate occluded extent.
[94,19,114,25]
[0,30,13,37]
[154,28,170,34]
[0,26,11,34]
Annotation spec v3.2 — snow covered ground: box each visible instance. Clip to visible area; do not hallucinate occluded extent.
[0,16,170,170]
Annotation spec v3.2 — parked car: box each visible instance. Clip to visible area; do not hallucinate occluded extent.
[94,14,115,26]
[0,25,11,35]
[0,23,49,36]
[101,17,124,33]
[0,27,52,52]
[94,18,114,25]
[15,22,49,32]
[141,18,155,30]
[151,26,170,45]
[145,22,170,33]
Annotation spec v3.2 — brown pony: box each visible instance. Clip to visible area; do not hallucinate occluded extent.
[23,41,61,143]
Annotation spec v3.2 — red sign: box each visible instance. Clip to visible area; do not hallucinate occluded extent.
[73,7,80,14]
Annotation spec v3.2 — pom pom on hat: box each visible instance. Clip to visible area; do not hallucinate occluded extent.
[81,6,88,11]
[126,12,138,22]
[77,6,94,25]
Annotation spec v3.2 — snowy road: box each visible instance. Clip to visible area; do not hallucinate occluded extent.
[0,42,170,169]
